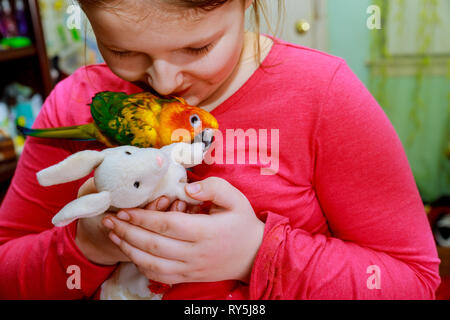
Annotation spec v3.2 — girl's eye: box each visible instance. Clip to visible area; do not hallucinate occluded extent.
[185,43,214,56]
[110,50,134,58]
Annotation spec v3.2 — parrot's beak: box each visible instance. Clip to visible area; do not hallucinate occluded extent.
[195,128,215,151]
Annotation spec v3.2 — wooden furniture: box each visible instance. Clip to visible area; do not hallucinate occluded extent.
[0,0,52,98]
[0,0,52,201]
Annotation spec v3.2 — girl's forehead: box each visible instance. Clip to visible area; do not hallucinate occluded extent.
[83,0,213,23]
[84,0,238,48]
[83,0,234,41]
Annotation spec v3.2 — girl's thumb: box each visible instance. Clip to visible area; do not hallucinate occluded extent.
[185,177,241,209]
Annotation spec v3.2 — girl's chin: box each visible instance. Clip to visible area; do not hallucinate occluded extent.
[184,96,200,106]
[183,93,205,106]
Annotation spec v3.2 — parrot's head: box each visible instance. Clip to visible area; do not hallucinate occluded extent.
[159,102,219,149]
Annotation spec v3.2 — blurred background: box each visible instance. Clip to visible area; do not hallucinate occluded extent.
[0,0,448,298]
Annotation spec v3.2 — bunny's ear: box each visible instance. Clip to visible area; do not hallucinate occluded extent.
[52,191,111,227]
[37,150,105,187]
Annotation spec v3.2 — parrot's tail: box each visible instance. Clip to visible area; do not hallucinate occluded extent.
[17,123,98,141]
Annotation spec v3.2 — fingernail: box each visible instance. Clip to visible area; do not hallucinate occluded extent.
[103,218,114,229]
[117,211,130,221]
[157,197,169,210]
[186,183,201,194]
[177,201,187,212]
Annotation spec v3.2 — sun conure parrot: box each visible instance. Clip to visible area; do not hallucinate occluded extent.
[18,91,219,149]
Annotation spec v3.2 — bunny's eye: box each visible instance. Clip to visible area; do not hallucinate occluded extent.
[134,181,140,188]
[125,151,131,155]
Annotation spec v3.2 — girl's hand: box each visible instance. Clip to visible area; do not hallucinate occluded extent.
[102,177,265,284]
[74,178,189,265]
[75,177,130,265]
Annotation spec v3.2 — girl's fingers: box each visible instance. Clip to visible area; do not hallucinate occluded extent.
[108,231,187,283]
[170,200,187,212]
[105,216,193,261]
[144,196,171,211]
[144,197,188,213]
[77,177,96,198]
[115,208,207,242]
[185,177,244,210]
[187,204,202,214]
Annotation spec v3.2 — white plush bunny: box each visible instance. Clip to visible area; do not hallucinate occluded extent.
[37,142,205,299]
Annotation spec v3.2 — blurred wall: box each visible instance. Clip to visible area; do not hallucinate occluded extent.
[327,0,371,84]
[326,0,449,203]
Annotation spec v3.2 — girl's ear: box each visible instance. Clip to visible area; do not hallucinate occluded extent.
[37,150,105,187]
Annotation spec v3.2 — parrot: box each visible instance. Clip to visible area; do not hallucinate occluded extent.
[18,91,219,149]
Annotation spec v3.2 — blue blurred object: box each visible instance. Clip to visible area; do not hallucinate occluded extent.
[15,100,34,128]
[15,0,29,36]
[1,83,43,154]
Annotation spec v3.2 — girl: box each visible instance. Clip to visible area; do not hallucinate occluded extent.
[0,0,441,299]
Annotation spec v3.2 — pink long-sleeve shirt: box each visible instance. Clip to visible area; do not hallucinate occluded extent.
[0,37,440,299]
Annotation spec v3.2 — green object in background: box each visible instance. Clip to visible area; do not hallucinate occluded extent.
[56,24,68,46]
[0,36,32,49]
[70,28,81,42]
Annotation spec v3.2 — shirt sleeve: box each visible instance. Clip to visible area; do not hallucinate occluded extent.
[248,61,441,299]
[0,80,116,299]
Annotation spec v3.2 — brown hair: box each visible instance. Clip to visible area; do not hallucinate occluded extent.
[79,0,230,11]
[76,0,284,66]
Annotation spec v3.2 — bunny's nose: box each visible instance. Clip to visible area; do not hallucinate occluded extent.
[156,155,164,168]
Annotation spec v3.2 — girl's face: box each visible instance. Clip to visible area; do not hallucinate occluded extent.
[84,0,252,107]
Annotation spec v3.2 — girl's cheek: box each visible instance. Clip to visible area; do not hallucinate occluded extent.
[191,43,242,84]
[106,56,151,82]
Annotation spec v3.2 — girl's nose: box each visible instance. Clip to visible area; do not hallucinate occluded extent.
[146,59,183,96]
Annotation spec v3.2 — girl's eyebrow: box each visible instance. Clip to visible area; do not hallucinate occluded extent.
[100,29,224,51]
[97,39,125,50]
[184,30,223,48]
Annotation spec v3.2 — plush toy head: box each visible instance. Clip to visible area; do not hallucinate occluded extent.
[94,146,169,208]
[37,143,204,227]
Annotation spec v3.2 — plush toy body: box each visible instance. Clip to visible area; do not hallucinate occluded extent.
[101,261,167,299]
[37,142,205,299]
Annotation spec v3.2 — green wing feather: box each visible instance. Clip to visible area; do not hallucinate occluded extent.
[90,91,135,145]
[18,91,183,147]
[90,91,180,147]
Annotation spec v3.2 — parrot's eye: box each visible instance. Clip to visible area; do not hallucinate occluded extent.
[125,151,131,155]
[190,114,201,128]
[134,181,140,188]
